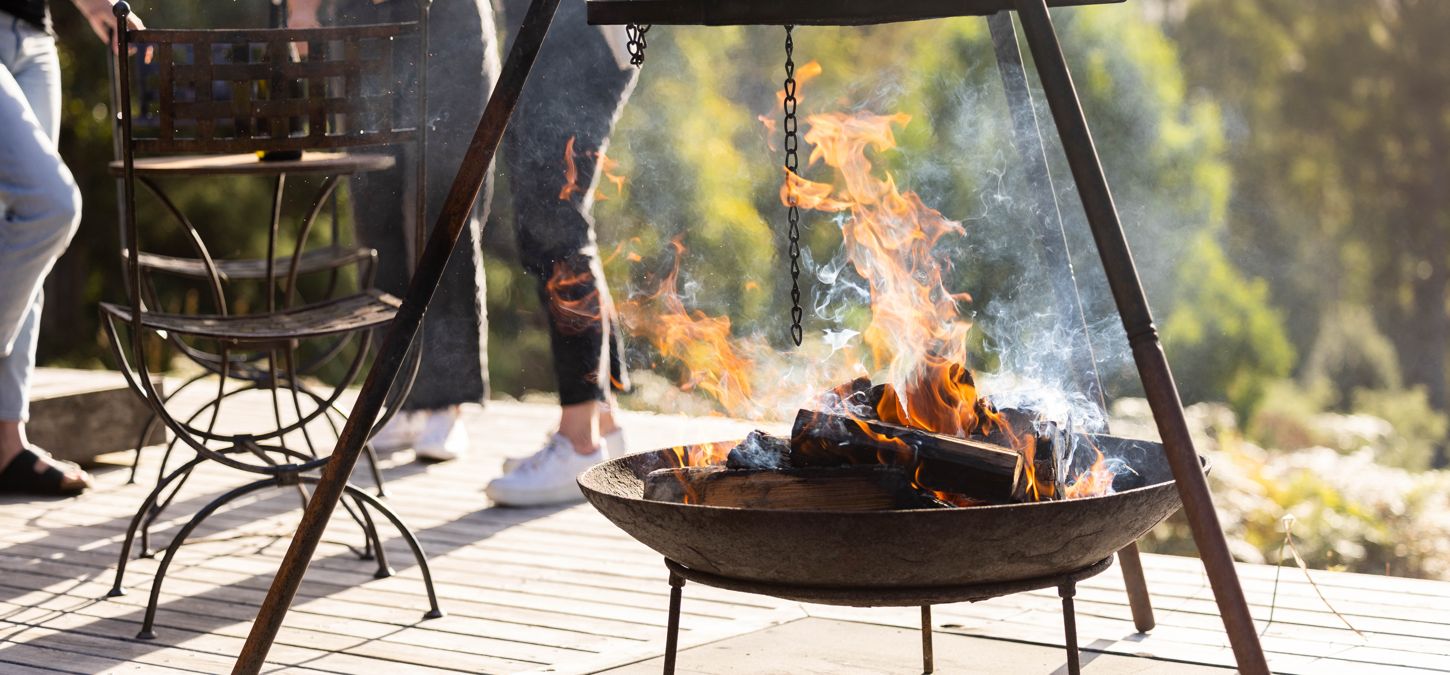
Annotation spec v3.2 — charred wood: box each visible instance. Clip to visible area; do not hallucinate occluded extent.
[789,409,1023,503]
[725,431,791,470]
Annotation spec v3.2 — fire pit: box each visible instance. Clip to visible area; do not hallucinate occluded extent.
[579,436,1196,672]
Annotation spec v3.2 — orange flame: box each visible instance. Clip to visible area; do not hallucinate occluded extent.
[622,240,758,417]
[597,151,628,198]
[558,135,581,201]
[544,261,601,336]
[775,59,823,108]
[1064,447,1114,500]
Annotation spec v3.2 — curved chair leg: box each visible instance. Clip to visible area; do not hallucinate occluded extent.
[138,478,280,639]
[128,414,162,484]
[337,483,442,619]
[140,456,200,558]
[349,493,393,578]
[109,454,214,597]
[363,442,387,498]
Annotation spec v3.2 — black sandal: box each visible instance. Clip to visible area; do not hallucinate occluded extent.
[0,448,89,496]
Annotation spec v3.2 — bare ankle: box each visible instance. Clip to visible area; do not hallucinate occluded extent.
[0,421,25,465]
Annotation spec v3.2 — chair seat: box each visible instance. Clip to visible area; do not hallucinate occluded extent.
[107,151,395,177]
[100,290,402,344]
[130,245,374,282]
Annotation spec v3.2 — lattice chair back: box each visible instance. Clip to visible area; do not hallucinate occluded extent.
[117,21,425,156]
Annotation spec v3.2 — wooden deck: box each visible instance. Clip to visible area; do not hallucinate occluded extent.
[1,370,1447,673]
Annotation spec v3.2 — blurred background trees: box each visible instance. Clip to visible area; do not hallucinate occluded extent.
[37,1,1450,574]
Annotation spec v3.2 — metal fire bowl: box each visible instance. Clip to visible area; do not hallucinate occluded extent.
[579,434,1192,596]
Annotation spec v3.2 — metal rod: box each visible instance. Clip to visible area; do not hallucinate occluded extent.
[986,10,1155,634]
[1011,1,1266,672]
[665,571,685,675]
[920,605,934,674]
[232,0,560,668]
[1059,582,1079,675]
[1117,542,1155,632]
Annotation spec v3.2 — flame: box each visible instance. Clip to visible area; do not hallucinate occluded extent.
[775,59,823,108]
[612,68,1122,503]
[665,441,737,503]
[597,151,628,197]
[544,261,601,336]
[558,135,581,201]
[1064,446,1114,499]
[622,240,757,417]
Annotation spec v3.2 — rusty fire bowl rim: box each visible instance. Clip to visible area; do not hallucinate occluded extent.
[578,434,1196,589]
[579,436,1205,515]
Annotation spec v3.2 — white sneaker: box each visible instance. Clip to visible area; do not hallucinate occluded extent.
[414,407,469,462]
[485,434,606,507]
[369,411,420,451]
[503,428,625,473]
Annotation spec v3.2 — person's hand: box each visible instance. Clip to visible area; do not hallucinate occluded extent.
[76,0,145,53]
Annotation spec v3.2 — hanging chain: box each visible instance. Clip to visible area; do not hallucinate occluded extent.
[626,24,651,66]
[783,25,803,346]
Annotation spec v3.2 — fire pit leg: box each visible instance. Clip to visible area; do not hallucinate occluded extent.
[664,570,685,675]
[920,605,934,674]
[1059,582,1080,675]
[1012,1,1268,672]
[986,9,1159,638]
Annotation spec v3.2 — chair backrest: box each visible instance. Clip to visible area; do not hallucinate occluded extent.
[110,0,431,317]
[116,22,425,155]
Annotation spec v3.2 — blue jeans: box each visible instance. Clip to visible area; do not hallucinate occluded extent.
[0,13,81,422]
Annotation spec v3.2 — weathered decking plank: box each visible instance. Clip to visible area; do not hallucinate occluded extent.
[3,370,1449,673]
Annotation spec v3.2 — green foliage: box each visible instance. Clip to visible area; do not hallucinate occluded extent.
[1161,232,1295,417]
[1246,379,1332,453]
[1352,387,1449,472]
[1174,0,1450,431]
[1302,305,1403,405]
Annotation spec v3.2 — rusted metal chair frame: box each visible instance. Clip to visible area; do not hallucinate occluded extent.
[233,0,1270,672]
[103,5,439,640]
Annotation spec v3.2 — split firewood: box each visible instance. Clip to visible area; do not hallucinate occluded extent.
[976,406,1066,501]
[642,465,940,510]
[789,409,1023,503]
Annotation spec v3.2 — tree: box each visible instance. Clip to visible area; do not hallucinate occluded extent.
[1174,0,1450,461]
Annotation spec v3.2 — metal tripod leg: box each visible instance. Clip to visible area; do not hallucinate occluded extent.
[986,9,1157,635]
[235,0,562,668]
[1011,1,1267,671]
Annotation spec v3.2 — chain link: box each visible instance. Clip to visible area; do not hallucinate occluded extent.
[626,24,651,66]
[783,25,803,346]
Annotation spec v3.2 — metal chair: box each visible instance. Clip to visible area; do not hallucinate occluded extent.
[101,7,441,639]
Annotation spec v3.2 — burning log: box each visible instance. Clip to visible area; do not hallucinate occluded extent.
[979,407,1067,501]
[789,410,1023,503]
[643,465,938,510]
[725,430,791,470]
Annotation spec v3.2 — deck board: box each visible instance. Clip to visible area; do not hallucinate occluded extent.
[2,369,1448,673]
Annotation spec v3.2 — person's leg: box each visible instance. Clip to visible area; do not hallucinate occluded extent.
[500,0,636,455]
[0,15,87,491]
[485,0,637,506]
[335,0,499,457]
